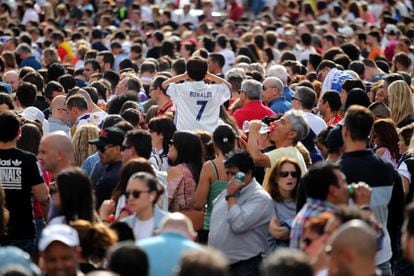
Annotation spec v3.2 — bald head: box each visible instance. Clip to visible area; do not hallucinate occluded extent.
[3,70,19,91]
[50,95,67,117]
[38,132,74,173]
[330,219,377,258]
[159,212,196,239]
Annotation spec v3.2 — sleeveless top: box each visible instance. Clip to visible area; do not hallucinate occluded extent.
[204,161,227,230]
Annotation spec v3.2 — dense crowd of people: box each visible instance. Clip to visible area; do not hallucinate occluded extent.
[0,0,414,275]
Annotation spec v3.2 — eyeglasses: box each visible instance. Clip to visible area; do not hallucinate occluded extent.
[262,85,276,91]
[97,145,115,153]
[279,171,299,178]
[121,144,133,151]
[125,190,150,199]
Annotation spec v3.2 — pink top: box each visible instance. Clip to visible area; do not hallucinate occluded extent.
[378,147,397,168]
[167,163,196,212]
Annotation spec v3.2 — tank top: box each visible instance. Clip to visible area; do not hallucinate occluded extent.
[203,160,227,230]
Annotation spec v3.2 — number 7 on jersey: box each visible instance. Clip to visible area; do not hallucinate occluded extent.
[196,100,207,121]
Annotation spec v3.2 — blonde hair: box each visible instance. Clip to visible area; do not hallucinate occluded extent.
[72,124,100,166]
[43,48,59,65]
[388,80,414,125]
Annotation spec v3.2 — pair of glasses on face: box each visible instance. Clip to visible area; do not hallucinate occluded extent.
[279,171,299,178]
[97,145,115,153]
[125,190,150,199]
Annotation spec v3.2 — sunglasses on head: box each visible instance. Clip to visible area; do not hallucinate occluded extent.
[279,171,299,178]
[125,190,150,199]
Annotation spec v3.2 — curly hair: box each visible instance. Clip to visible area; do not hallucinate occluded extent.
[71,124,100,166]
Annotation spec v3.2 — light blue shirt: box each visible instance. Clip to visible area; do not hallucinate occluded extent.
[137,231,200,276]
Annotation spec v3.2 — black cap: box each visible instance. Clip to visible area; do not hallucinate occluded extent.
[89,127,125,148]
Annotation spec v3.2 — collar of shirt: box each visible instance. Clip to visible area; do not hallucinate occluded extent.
[238,178,257,197]
[342,149,372,158]
[306,198,336,210]
[76,113,90,124]
[157,99,174,115]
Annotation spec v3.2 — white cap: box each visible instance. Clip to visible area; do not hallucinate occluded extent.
[22,106,45,124]
[38,224,80,251]
[338,26,354,37]
[384,24,399,35]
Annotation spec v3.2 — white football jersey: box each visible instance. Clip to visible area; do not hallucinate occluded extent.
[167,81,230,132]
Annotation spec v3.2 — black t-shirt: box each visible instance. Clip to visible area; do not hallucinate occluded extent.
[0,148,44,240]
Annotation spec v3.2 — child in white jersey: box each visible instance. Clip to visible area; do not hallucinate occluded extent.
[162,57,231,132]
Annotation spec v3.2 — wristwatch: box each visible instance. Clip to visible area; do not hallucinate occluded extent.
[225,194,236,201]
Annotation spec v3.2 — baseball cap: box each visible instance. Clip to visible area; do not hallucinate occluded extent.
[384,24,399,35]
[88,127,125,148]
[0,246,40,275]
[338,26,354,37]
[21,106,45,124]
[38,224,80,252]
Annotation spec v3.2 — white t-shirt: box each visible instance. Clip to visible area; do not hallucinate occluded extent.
[305,112,327,136]
[167,81,230,132]
[219,49,236,73]
[133,217,154,241]
[90,109,108,127]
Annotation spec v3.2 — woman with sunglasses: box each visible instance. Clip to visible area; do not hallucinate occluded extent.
[264,157,302,249]
[167,131,203,212]
[99,158,157,223]
[122,172,167,240]
[49,167,95,225]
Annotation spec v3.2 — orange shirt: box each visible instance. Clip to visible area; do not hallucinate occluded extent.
[368,47,384,60]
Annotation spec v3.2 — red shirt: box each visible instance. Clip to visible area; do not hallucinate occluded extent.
[156,99,175,117]
[325,114,342,127]
[228,3,244,21]
[233,101,275,128]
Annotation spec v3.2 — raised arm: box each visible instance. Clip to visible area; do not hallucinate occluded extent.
[161,73,189,89]
[247,120,271,167]
[205,72,232,90]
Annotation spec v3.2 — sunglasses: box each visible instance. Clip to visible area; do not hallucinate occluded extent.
[263,85,276,91]
[279,171,299,178]
[125,190,150,199]
[97,145,115,153]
